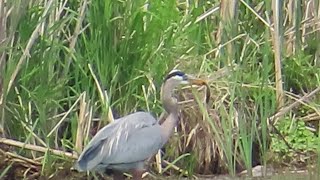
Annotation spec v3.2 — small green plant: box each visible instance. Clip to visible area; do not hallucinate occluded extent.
[271,117,318,161]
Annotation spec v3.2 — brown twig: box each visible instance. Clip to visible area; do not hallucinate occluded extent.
[195,5,219,23]
[0,149,41,166]
[301,112,320,122]
[271,0,285,109]
[0,137,78,159]
[75,92,87,153]
[269,87,320,124]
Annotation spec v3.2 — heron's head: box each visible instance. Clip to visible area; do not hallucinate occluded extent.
[161,69,209,112]
[164,69,207,87]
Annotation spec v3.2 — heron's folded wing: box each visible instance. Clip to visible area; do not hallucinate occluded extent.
[75,111,158,171]
[102,124,163,165]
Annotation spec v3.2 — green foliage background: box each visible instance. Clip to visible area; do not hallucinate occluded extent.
[0,0,320,178]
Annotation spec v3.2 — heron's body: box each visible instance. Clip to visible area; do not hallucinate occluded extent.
[75,70,207,179]
[76,112,164,173]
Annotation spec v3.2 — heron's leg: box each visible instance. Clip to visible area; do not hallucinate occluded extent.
[113,171,125,180]
[131,170,144,180]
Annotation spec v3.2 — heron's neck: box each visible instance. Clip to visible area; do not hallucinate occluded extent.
[160,82,180,144]
[161,81,179,115]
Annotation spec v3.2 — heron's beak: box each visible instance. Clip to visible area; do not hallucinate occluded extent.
[187,77,207,86]
[187,76,211,103]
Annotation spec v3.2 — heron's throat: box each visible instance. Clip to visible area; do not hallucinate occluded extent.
[161,83,179,115]
[160,81,181,144]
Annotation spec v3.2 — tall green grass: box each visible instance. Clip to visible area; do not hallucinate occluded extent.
[0,0,320,178]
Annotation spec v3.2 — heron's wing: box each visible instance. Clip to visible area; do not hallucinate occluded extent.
[101,123,163,165]
[75,111,161,171]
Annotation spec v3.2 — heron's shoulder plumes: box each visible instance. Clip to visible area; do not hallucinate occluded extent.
[164,69,186,82]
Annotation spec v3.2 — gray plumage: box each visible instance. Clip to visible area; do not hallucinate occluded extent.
[75,112,163,172]
[74,69,207,179]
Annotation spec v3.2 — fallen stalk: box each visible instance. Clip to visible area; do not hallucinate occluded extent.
[0,137,189,177]
[0,149,41,166]
[0,138,78,159]
[270,87,320,123]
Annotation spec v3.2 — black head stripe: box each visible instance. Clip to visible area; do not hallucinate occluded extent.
[164,70,186,81]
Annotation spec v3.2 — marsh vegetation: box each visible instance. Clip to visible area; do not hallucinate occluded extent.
[0,0,320,179]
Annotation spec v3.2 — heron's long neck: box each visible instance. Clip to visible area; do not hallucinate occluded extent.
[160,82,179,144]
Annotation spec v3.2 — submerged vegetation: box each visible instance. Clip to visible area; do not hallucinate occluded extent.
[0,0,320,179]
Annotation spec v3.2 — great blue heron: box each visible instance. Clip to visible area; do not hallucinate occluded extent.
[74,70,208,180]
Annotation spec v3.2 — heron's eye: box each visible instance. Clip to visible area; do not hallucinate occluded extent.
[182,75,188,81]
[171,75,184,81]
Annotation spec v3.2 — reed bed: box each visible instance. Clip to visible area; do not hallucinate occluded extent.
[0,0,319,179]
